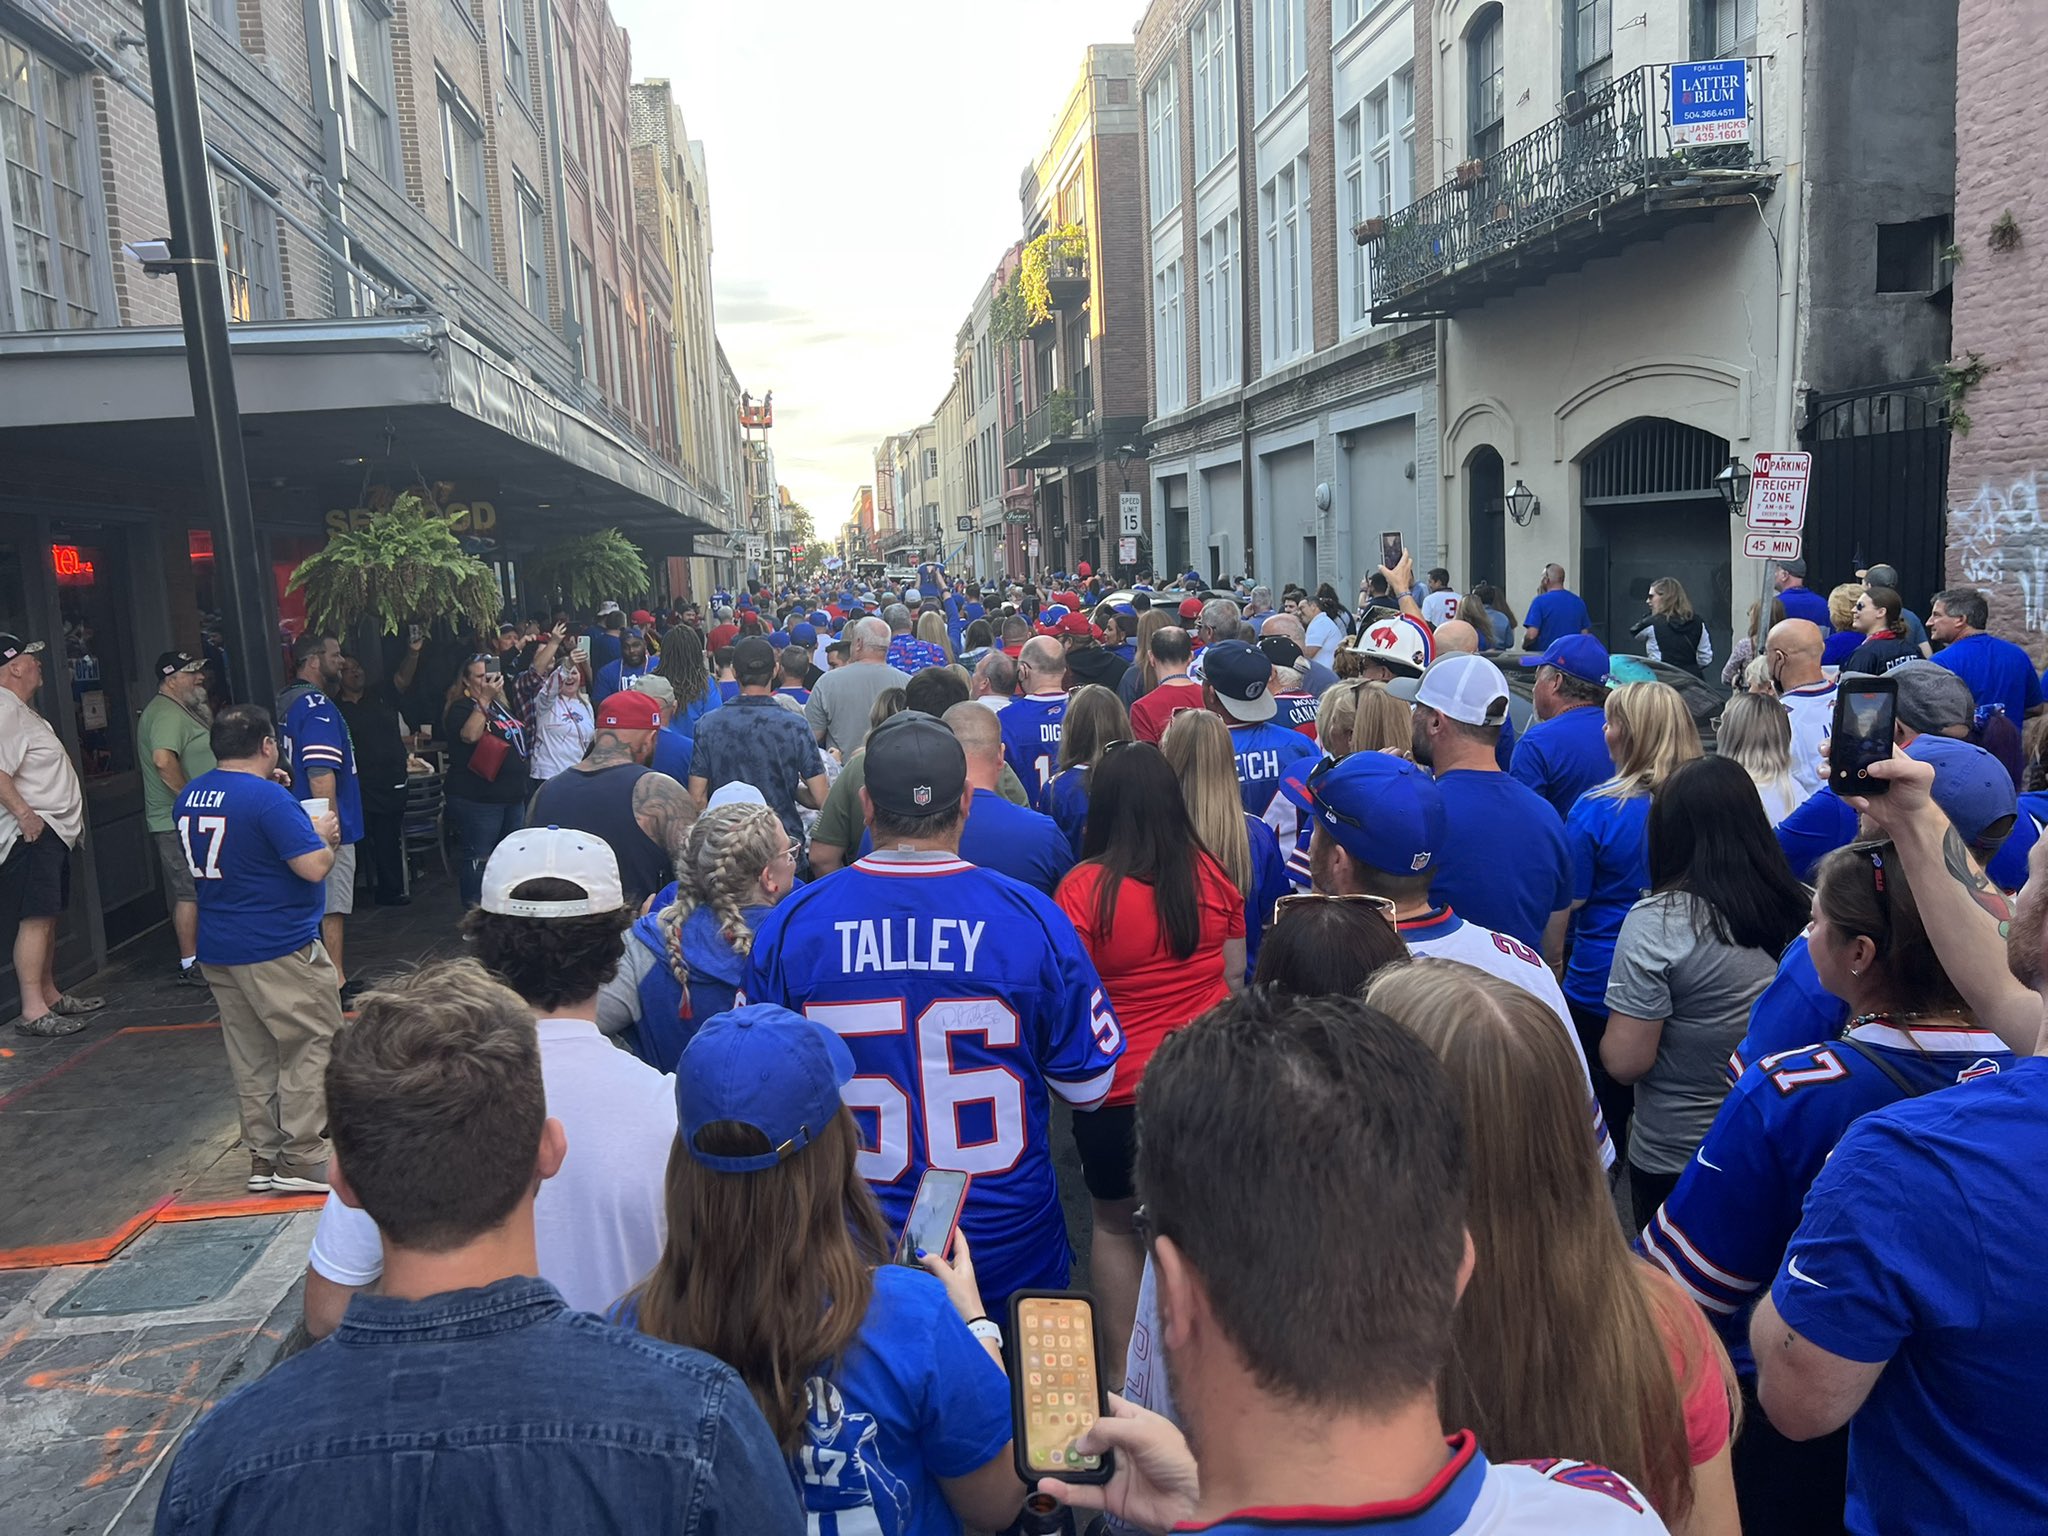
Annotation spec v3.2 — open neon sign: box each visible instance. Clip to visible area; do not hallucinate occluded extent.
[53,545,97,583]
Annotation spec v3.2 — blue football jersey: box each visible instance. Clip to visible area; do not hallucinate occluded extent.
[1228,721,1320,839]
[998,693,1068,809]
[743,851,1123,1305]
[1726,932,1850,1082]
[175,769,327,966]
[1639,1019,2011,1376]
[279,684,364,843]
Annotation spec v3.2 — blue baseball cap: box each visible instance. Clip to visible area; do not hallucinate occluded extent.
[791,621,818,647]
[769,630,791,648]
[1518,633,1611,686]
[810,609,832,627]
[1904,735,2018,852]
[676,1005,853,1174]
[1280,752,1444,876]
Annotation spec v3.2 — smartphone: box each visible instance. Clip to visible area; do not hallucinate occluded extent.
[1007,1291,1114,1485]
[408,623,422,645]
[574,635,591,661]
[483,657,502,679]
[1379,531,1404,571]
[894,1168,970,1266]
[1830,677,1897,795]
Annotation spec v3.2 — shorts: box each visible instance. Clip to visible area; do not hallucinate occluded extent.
[153,829,196,902]
[0,832,72,921]
[324,844,357,916]
[1070,1101,1138,1202]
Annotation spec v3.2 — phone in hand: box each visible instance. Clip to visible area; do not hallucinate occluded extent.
[1007,1290,1115,1485]
[1380,531,1404,572]
[574,635,591,661]
[894,1168,970,1266]
[408,622,422,645]
[1830,676,1897,795]
[483,657,502,680]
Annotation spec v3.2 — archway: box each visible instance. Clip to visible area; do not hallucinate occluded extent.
[1465,445,1506,595]
[1577,417,1732,657]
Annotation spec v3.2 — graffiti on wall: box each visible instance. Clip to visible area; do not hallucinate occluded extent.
[1952,472,2047,631]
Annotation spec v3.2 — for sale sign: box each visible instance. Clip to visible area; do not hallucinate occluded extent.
[1669,61,1750,146]
[1746,451,1812,533]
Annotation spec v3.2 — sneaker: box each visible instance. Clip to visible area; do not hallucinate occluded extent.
[14,1012,87,1038]
[50,993,105,1016]
[269,1169,330,1194]
[247,1156,276,1192]
[173,963,209,988]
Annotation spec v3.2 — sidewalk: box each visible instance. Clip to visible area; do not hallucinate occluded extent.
[0,876,467,1534]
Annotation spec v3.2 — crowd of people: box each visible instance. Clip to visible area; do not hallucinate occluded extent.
[6,544,2047,1536]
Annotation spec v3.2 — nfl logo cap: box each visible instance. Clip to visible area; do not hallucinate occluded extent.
[1518,633,1610,686]
[1390,653,1512,727]
[154,650,206,680]
[863,712,966,817]
[1204,639,1276,723]
[1280,751,1445,876]
[597,691,662,731]
[0,634,46,665]
[677,1003,857,1174]
[480,826,625,917]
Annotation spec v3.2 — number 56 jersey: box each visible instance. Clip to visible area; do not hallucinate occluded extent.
[743,850,1124,1304]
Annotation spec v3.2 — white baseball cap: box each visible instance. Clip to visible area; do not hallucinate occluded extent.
[1390,653,1512,727]
[705,781,768,812]
[480,826,625,917]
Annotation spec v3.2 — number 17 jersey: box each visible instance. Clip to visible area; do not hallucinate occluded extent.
[743,851,1123,1305]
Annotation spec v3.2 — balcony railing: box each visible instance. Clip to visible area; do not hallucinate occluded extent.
[1004,377,1096,469]
[1368,61,1771,321]
[1044,251,1089,311]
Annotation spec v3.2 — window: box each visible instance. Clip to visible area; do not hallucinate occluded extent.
[193,0,237,34]
[1255,0,1305,117]
[212,172,277,321]
[593,96,613,209]
[1875,218,1947,294]
[1573,0,1612,93]
[1190,1,1236,178]
[1467,7,1505,160]
[1334,0,1368,35]
[1340,72,1415,332]
[1261,156,1310,367]
[558,23,583,162]
[604,289,627,403]
[574,256,598,378]
[1199,212,1239,394]
[438,84,487,262]
[1339,108,1366,329]
[501,0,531,107]
[1153,259,1185,414]
[1699,0,1757,58]
[1145,64,1180,221]
[0,34,102,332]
[516,179,547,314]
[341,0,396,180]
[924,447,939,479]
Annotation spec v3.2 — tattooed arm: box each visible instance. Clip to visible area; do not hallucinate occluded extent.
[633,769,699,871]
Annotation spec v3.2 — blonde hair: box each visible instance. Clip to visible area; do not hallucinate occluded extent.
[1827,582,1862,631]
[1717,691,1796,784]
[1133,609,1170,693]
[1319,679,1409,758]
[914,610,955,661]
[1159,707,1253,896]
[1591,681,1700,801]
[1647,577,1694,623]
[658,805,784,990]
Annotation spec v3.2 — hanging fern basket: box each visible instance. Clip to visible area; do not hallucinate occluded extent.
[520,529,652,612]
[285,492,503,638]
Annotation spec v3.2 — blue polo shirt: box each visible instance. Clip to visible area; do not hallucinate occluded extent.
[1776,585,1832,628]
[1430,770,1572,952]
[1772,1057,2048,1536]
[175,769,326,966]
[1933,631,2042,725]
[1510,704,1616,821]
[1563,790,1651,1011]
[1523,588,1592,649]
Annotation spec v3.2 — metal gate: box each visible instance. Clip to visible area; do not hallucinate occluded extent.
[1800,380,1949,616]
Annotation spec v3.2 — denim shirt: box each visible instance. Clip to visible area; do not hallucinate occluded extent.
[154,1277,801,1536]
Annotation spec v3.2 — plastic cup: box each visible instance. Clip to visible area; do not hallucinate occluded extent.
[301,798,330,820]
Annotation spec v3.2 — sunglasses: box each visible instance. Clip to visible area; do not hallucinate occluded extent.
[1299,754,1369,832]
[1843,839,1894,940]
[1274,891,1398,925]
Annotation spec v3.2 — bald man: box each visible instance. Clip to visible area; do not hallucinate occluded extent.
[999,636,1069,808]
[1767,618,1837,797]
[940,703,1074,893]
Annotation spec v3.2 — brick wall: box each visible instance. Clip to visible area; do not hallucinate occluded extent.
[1946,0,2048,652]
[1305,0,1338,355]
[1093,127,1150,423]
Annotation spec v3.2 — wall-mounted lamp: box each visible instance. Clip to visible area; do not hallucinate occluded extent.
[1505,480,1541,526]
[1715,456,1754,517]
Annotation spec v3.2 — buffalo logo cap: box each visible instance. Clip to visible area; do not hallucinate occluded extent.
[480,826,626,917]
[1203,639,1276,722]
[1279,751,1445,876]
[677,1004,857,1174]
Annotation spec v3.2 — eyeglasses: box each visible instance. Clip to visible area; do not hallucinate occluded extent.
[1274,891,1398,926]
[773,844,798,865]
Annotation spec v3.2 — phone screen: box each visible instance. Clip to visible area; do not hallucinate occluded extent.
[1831,682,1897,794]
[574,635,591,660]
[895,1168,969,1265]
[1380,532,1403,571]
[1015,1296,1105,1476]
[483,658,501,678]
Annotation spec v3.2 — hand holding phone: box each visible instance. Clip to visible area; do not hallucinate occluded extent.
[1007,1291,1115,1485]
[1830,677,1897,795]
[1380,531,1404,572]
[895,1168,970,1267]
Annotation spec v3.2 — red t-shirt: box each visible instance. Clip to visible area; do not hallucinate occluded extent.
[1129,676,1207,744]
[1055,853,1243,1105]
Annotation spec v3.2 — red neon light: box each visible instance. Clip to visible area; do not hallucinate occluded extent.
[52,545,97,582]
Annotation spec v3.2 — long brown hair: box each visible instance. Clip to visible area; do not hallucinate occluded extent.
[630,1111,892,1450]
[1367,961,1727,1526]
[1133,609,1170,693]
[1160,707,1252,895]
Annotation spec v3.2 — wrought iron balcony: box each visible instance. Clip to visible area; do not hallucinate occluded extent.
[1367,62,1773,322]
[1004,377,1096,470]
[1044,251,1089,311]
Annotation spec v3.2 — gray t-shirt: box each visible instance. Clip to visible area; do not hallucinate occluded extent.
[1604,890,1779,1175]
[803,661,912,755]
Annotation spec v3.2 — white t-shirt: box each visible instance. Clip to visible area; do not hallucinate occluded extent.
[1780,680,1839,797]
[530,683,596,780]
[1422,590,1461,627]
[1303,610,1347,664]
[0,687,85,859]
[307,1016,676,1314]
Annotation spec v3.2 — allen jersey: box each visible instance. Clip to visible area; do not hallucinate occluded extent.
[742,850,1123,1305]
[1640,1019,2010,1376]
[1399,907,1614,1170]
[999,692,1068,809]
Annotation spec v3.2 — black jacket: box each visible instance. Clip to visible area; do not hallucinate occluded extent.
[1064,643,1130,693]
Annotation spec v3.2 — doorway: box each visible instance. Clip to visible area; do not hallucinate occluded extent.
[1578,418,1735,656]
[1466,447,1506,593]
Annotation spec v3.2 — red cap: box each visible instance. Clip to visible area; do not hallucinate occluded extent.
[1053,590,1081,610]
[1178,596,1205,620]
[707,623,741,651]
[597,691,662,731]
[630,609,654,625]
[1053,611,1095,638]
[1076,561,1092,577]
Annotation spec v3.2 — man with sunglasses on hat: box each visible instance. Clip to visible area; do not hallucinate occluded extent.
[1,633,99,1036]
[1281,751,1612,1167]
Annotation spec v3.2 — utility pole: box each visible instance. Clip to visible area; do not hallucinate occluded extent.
[143,0,272,709]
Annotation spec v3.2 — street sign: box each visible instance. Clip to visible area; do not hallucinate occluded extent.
[1745,531,1802,562]
[1746,451,1812,533]
[1668,60,1750,146]
[1118,492,1142,536]
[956,514,974,532]
[1028,537,1042,561]
[743,536,765,559]
[1119,536,1138,564]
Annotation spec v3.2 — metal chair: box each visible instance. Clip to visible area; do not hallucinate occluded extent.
[398,769,450,896]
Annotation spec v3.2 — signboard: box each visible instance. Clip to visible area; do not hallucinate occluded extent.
[1746,451,1812,533]
[743,536,765,559]
[1118,536,1138,564]
[1118,492,1143,536]
[956,514,974,532]
[1668,61,1750,146]
[1745,531,1802,562]
[1004,510,1030,526]
[1028,537,1042,561]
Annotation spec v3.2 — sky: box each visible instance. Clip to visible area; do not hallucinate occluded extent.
[610,0,1140,538]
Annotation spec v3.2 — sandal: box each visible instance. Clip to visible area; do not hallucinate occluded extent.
[15,1013,88,1037]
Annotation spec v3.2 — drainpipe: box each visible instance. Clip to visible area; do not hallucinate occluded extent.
[300,0,350,311]
[1233,0,1254,581]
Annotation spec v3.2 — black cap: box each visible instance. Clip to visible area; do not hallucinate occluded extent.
[1256,634,1304,669]
[864,713,966,818]
[1203,639,1276,722]
[154,650,205,681]
[0,634,46,666]
[732,634,778,685]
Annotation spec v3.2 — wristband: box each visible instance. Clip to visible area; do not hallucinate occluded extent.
[966,1317,1002,1347]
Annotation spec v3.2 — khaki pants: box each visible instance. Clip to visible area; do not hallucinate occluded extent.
[203,940,343,1175]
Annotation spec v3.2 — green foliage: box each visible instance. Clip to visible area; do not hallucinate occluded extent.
[1939,352,1991,437]
[1046,387,1077,438]
[1018,224,1088,327]
[521,529,651,611]
[990,268,1030,346]
[782,500,823,573]
[285,492,501,638]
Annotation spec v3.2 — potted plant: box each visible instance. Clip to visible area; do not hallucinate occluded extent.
[1354,215,1388,243]
[285,490,502,638]
[1456,157,1486,187]
[1047,387,1078,438]
[521,529,651,612]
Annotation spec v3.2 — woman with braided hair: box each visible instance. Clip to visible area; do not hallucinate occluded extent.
[594,801,796,1070]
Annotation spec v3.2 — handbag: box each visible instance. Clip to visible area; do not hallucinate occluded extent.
[467,717,512,782]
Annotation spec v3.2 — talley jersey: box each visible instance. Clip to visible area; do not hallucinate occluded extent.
[998,693,1068,809]
[742,851,1123,1304]
[1639,1019,2010,1377]
[1229,720,1319,841]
